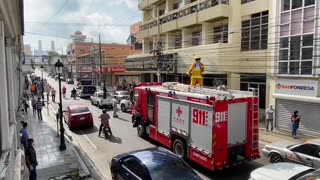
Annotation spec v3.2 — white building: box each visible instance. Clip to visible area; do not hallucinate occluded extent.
[0,0,26,179]
[269,0,320,136]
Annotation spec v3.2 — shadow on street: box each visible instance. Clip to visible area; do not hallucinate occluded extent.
[72,126,99,134]
[108,135,122,144]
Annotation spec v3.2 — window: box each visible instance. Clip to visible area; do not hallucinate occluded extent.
[192,31,202,46]
[122,157,145,179]
[241,0,255,4]
[241,11,268,51]
[291,144,319,157]
[173,0,183,10]
[70,107,90,114]
[213,24,228,43]
[282,0,290,11]
[175,34,182,49]
[278,3,315,75]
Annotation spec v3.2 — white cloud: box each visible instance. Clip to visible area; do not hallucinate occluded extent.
[24,0,141,52]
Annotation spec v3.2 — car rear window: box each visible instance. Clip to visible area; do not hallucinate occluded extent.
[119,91,129,95]
[148,157,199,180]
[70,107,90,114]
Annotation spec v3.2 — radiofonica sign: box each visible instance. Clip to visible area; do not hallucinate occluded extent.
[275,79,319,97]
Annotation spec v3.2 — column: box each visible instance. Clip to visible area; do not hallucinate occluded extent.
[150,73,154,82]
[142,38,150,54]
[0,21,10,151]
[202,22,213,45]
[228,0,241,44]
[6,39,16,124]
[227,73,240,90]
[182,28,192,48]
[165,32,174,50]
[165,0,173,13]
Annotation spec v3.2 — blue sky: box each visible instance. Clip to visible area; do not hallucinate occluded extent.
[24,0,142,53]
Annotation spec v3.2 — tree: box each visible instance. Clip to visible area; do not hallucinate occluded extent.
[48,51,59,57]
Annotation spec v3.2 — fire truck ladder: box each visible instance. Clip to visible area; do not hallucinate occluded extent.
[249,88,259,150]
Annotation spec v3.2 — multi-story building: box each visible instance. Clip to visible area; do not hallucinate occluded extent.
[0,0,26,179]
[126,22,143,50]
[129,0,275,109]
[75,44,140,86]
[269,0,320,136]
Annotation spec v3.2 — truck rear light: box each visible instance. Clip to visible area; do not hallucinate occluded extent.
[251,151,260,158]
[215,161,224,167]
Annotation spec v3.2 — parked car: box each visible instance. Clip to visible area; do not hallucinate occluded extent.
[110,147,203,180]
[63,105,93,129]
[114,91,130,102]
[90,91,113,108]
[78,85,97,98]
[262,139,320,167]
[66,78,74,84]
[249,162,319,180]
[120,97,132,112]
[60,77,66,81]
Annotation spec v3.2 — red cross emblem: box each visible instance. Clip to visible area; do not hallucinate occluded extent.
[176,106,183,117]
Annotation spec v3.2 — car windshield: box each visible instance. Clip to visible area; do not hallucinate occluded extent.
[149,159,200,180]
[294,168,317,180]
[70,107,90,114]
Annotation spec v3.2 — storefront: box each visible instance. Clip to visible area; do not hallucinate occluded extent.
[102,67,141,86]
[273,78,320,136]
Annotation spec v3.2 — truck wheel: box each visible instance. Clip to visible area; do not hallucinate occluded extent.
[173,139,186,159]
[121,104,127,112]
[137,121,146,138]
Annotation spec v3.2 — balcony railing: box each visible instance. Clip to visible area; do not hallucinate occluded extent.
[140,0,229,31]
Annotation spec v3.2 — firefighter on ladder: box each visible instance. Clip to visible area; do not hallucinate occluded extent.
[186,56,205,87]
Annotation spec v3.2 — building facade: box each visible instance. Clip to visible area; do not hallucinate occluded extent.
[130,0,276,109]
[127,22,143,50]
[0,0,26,179]
[269,0,320,136]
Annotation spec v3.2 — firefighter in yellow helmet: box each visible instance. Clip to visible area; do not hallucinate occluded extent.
[186,56,204,86]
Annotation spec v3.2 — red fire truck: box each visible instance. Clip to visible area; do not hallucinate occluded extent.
[131,82,260,170]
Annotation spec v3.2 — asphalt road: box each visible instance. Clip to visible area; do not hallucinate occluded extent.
[38,70,270,180]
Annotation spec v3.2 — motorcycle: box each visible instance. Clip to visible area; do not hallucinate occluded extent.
[103,124,112,139]
[71,92,77,100]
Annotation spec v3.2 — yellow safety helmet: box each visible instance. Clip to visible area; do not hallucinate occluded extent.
[194,56,201,61]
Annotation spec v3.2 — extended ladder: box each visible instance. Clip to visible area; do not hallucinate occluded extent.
[249,88,259,150]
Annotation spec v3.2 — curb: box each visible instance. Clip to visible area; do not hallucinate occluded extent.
[47,103,91,178]
[259,127,308,141]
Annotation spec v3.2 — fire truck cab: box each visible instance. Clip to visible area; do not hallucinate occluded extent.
[131,82,260,171]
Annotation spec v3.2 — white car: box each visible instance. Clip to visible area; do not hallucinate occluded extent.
[120,98,132,112]
[90,91,113,108]
[249,162,318,180]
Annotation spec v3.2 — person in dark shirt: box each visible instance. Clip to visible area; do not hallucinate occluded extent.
[36,98,43,120]
[291,110,300,139]
[26,138,38,180]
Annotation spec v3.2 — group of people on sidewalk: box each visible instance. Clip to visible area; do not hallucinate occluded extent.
[265,105,301,139]
[20,121,38,180]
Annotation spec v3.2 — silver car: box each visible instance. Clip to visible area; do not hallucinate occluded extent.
[114,91,130,102]
[262,139,320,168]
[249,162,317,180]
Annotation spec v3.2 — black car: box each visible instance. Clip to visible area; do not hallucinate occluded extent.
[66,79,74,84]
[110,147,202,180]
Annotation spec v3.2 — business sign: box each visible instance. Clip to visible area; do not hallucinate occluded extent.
[275,79,319,97]
[103,67,125,73]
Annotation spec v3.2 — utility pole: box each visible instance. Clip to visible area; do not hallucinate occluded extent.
[91,38,94,84]
[99,34,102,86]
[156,6,162,83]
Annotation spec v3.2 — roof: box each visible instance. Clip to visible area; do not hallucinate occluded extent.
[250,163,314,180]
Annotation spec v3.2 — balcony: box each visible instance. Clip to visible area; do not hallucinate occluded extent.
[177,2,199,28]
[198,2,230,23]
[149,0,161,6]
[138,0,149,10]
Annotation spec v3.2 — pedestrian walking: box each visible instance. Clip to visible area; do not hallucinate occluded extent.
[291,110,300,139]
[265,105,274,132]
[31,97,37,116]
[36,98,43,120]
[20,122,29,151]
[23,99,30,115]
[26,138,38,180]
[62,86,67,98]
[112,97,118,118]
[51,88,56,102]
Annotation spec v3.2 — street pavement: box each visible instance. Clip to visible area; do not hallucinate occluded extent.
[38,69,305,180]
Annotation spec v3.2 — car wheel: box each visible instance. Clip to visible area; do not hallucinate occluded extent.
[137,121,146,138]
[91,100,94,105]
[110,168,117,180]
[121,104,127,112]
[269,153,283,163]
[173,139,187,159]
[97,102,101,109]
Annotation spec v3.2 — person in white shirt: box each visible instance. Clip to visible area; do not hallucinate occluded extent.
[112,97,118,118]
[266,105,275,132]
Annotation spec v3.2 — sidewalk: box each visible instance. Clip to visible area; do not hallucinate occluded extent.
[24,104,91,180]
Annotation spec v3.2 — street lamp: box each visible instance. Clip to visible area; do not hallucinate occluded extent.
[40,65,45,106]
[54,59,66,151]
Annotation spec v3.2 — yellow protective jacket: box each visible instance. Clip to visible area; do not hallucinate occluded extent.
[187,62,204,79]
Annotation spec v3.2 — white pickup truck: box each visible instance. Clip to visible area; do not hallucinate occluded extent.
[90,91,113,108]
[120,98,132,112]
